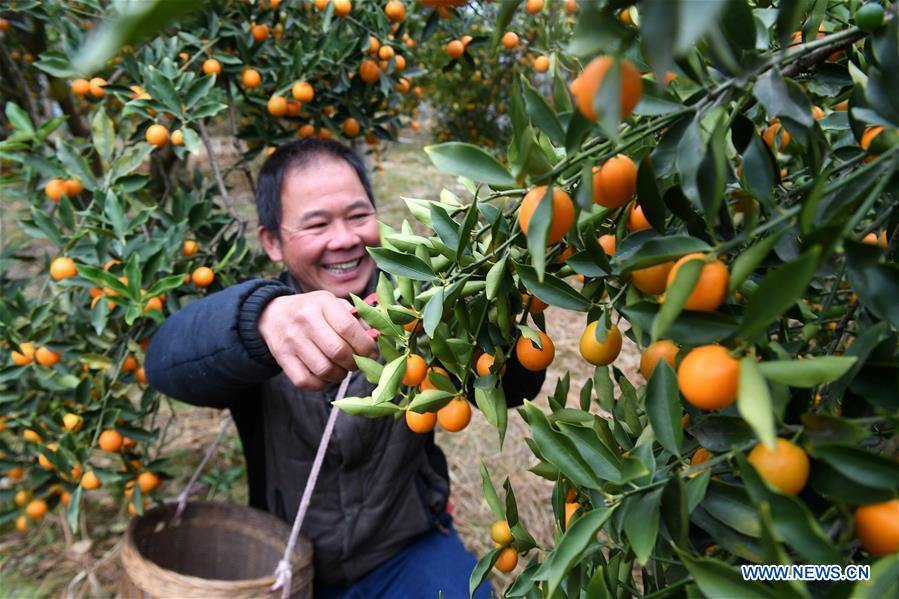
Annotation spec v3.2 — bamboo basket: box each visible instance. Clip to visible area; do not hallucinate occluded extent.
[118,501,313,598]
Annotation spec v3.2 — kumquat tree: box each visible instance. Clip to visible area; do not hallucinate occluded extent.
[0,0,456,550]
[2,0,899,597]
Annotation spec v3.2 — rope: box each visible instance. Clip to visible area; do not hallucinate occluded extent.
[165,413,233,520]
[270,371,353,598]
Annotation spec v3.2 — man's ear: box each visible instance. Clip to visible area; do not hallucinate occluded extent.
[258,226,283,262]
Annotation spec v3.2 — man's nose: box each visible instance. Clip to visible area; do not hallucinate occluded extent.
[327,218,361,249]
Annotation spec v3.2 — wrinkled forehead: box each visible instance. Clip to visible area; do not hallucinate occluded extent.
[279,157,374,218]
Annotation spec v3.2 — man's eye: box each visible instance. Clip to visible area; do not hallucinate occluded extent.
[350,213,371,221]
[307,222,327,229]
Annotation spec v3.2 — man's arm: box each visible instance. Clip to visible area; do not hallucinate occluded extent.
[501,352,546,407]
[463,351,546,409]
[144,279,294,409]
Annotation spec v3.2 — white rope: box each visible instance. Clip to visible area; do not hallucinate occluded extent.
[270,371,353,598]
[165,413,233,519]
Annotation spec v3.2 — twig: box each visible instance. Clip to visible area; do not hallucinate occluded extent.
[224,76,257,195]
[0,43,40,124]
[197,119,247,238]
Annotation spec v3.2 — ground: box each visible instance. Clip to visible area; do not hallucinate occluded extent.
[0,123,641,596]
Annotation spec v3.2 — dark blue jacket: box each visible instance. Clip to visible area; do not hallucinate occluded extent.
[144,271,545,586]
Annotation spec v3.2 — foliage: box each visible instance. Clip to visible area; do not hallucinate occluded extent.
[412,2,577,150]
[0,0,451,532]
[335,1,899,597]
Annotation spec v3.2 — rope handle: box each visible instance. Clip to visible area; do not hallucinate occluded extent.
[269,370,352,598]
[164,413,234,519]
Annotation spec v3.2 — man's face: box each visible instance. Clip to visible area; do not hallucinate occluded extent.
[259,156,380,298]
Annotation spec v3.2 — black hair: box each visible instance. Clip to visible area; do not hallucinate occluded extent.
[255,138,375,239]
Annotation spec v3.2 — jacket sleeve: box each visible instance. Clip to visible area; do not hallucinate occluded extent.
[144,279,294,409]
[464,351,546,410]
[500,351,546,408]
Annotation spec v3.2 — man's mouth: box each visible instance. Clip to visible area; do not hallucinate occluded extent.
[323,257,363,274]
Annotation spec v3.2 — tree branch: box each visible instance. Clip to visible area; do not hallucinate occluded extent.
[224,76,256,196]
[197,119,247,240]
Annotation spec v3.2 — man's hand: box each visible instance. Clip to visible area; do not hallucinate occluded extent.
[258,291,379,390]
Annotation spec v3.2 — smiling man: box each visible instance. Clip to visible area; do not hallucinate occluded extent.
[145,139,545,597]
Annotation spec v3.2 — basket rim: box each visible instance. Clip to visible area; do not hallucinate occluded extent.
[122,500,312,589]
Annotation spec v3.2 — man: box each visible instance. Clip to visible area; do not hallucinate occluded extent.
[145,139,545,597]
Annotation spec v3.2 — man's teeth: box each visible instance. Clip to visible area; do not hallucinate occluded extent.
[324,258,362,273]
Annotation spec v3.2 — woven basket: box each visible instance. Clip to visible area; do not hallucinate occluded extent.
[118,501,313,598]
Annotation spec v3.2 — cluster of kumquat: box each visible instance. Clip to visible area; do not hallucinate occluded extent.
[333,0,899,594]
[0,0,472,535]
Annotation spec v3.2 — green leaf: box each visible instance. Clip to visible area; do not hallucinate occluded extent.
[429,204,460,252]
[800,413,869,445]
[422,287,444,338]
[799,166,832,235]
[67,485,84,533]
[371,355,405,404]
[692,504,767,562]
[686,471,711,512]
[522,402,603,489]
[640,0,678,88]
[5,102,35,137]
[645,361,682,456]
[111,144,153,181]
[845,242,899,330]
[728,232,783,293]
[758,356,857,388]
[753,69,814,127]
[332,396,402,417]
[636,154,667,231]
[556,423,623,483]
[533,508,614,597]
[506,558,542,598]
[678,551,780,599]
[515,263,591,311]
[143,274,186,299]
[57,140,95,189]
[521,76,564,145]
[738,246,821,342]
[651,257,702,342]
[73,0,204,74]
[524,185,552,277]
[486,255,507,300]
[104,191,127,240]
[184,75,216,109]
[367,248,435,282]
[146,66,182,116]
[701,480,762,538]
[424,142,515,187]
[457,197,478,258]
[850,555,899,599]
[91,108,116,166]
[33,51,76,78]
[741,134,776,206]
[614,233,711,272]
[622,301,738,346]
[738,358,776,449]
[624,489,664,565]
[480,463,505,521]
[807,444,899,491]
[408,390,454,413]
[469,547,501,599]
[693,415,755,452]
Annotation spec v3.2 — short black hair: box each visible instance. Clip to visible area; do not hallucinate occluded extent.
[255,138,375,239]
